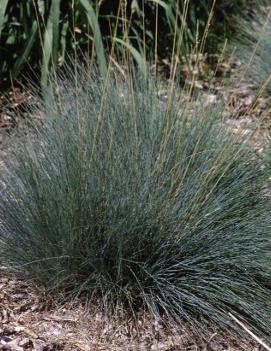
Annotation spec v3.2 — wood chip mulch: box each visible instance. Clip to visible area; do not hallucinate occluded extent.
[0,275,265,351]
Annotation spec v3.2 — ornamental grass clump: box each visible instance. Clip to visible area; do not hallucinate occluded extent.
[237,7,271,93]
[1,67,271,339]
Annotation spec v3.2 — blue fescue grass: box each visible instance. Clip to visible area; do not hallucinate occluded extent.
[236,7,271,93]
[1,66,271,339]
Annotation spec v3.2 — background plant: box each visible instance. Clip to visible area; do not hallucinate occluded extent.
[0,0,268,91]
[0,0,107,88]
[235,6,271,93]
[1,66,271,340]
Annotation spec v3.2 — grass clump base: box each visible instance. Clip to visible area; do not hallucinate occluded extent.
[1,66,271,340]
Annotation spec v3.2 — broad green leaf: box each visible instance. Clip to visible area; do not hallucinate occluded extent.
[12,20,38,79]
[41,0,61,88]
[131,0,139,13]
[37,0,45,16]
[148,0,169,11]
[60,17,69,65]
[0,0,8,37]
[41,19,53,88]
[51,0,61,65]
[79,0,107,78]
[114,38,146,75]
[149,0,175,31]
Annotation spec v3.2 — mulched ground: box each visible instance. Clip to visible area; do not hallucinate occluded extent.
[0,275,264,351]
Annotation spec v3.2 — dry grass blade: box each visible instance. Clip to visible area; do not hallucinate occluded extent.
[229,313,271,351]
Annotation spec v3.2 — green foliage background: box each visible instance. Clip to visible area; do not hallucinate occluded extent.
[0,0,267,89]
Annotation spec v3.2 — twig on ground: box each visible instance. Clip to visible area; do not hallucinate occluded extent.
[228,313,271,351]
